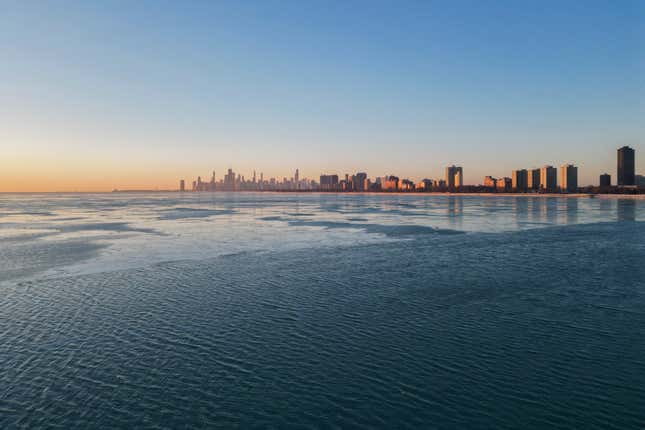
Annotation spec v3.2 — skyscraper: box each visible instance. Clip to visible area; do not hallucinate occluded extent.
[496,177,511,191]
[483,176,497,188]
[527,168,540,190]
[179,179,185,192]
[540,166,557,192]
[384,175,399,191]
[354,172,367,191]
[617,146,635,186]
[512,169,528,191]
[224,168,236,191]
[319,174,339,191]
[599,173,611,187]
[560,164,578,193]
[445,165,463,189]
[454,169,463,188]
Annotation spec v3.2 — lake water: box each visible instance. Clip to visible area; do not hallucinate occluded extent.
[1,193,644,429]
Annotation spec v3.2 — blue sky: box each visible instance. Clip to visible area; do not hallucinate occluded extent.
[0,0,643,190]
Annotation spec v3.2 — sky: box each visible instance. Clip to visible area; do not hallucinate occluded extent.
[0,0,643,191]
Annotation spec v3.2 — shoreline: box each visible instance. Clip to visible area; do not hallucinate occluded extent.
[1,191,644,199]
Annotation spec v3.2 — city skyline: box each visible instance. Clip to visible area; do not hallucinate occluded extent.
[176,146,642,194]
[1,1,643,192]
[1,143,642,192]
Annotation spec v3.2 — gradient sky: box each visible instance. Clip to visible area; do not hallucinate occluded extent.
[1,0,643,191]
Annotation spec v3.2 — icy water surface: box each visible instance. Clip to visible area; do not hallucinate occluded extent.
[1,193,644,428]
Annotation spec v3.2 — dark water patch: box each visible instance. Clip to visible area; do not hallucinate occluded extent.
[365,224,463,237]
[259,215,286,221]
[57,222,162,235]
[323,206,432,218]
[284,212,315,217]
[157,207,236,220]
[395,202,417,208]
[347,206,384,214]
[0,210,55,217]
[21,211,56,216]
[0,239,107,283]
[1,231,56,243]
[382,209,433,217]
[287,219,463,237]
[1,221,162,241]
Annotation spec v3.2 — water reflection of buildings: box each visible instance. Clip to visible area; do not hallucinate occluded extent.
[565,198,578,224]
[540,198,558,224]
[526,197,542,224]
[513,197,529,228]
[598,196,612,214]
[447,196,463,226]
[520,196,638,226]
[617,199,636,221]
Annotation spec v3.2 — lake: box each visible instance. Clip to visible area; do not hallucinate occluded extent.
[1,193,644,429]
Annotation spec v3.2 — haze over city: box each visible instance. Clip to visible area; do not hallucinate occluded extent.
[1,1,643,191]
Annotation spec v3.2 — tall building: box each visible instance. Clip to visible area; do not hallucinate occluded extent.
[560,164,578,193]
[445,165,463,189]
[223,168,236,191]
[540,165,557,192]
[454,169,463,188]
[354,172,367,191]
[179,179,185,192]
[417,179,433,191]
[496,177,511,191]
[384,175,399,191]
[599,173,611,187]
[617,146,635,186]
[512,169,528,191]
[527,168,540,190]
[400,179,415,191]
[483,176,497,188]
[319,174,339,191]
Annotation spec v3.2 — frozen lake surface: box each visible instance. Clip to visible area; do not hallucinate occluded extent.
[1,193,644,428]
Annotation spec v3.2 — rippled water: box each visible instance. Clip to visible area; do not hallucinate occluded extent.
[1,193,644,428]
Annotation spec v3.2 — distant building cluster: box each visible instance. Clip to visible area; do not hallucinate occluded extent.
[597,146,641,189]
[317,168,461,193]
[182,166,465,193]
[186,168,318,192]
[480,146,640,194]
[483,165,574,193]
[180,146,642,194]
